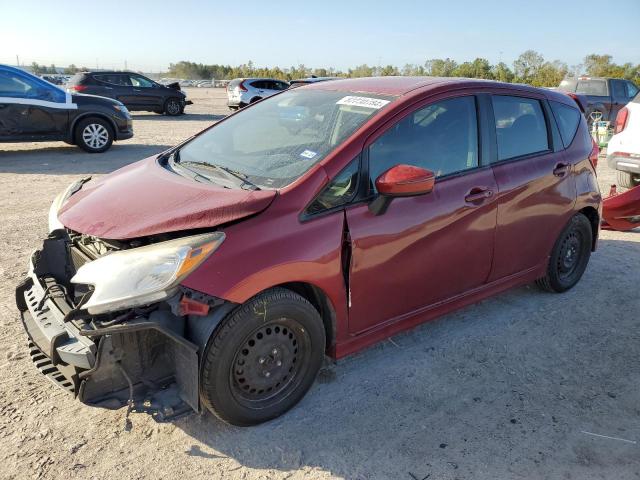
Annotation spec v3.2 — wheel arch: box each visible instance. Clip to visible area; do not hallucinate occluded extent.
[578,206,600,251]
[70,113,117,144]
[274,282,337,355]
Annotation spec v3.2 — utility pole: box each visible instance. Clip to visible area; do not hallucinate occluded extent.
[16,55,19,67]
[124,59,127,70]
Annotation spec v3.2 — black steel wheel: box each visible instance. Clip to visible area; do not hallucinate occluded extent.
[200,288,325,426]
[537,213,593,293]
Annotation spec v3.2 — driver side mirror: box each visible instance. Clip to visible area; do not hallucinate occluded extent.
[369,164,435,216]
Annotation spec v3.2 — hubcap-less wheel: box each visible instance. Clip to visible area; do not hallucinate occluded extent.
[200,288,325,426]
[558,231,581,280]
[82,123,109,149]
[166,99,181,115]
[231,319,310,408]
[536,213,592,293]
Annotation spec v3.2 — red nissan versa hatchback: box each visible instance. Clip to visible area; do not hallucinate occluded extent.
[16,77,601,426]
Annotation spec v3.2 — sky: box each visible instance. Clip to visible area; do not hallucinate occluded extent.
[1,0,639,73]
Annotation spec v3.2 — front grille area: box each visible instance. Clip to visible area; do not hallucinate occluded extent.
[27,340,75,394]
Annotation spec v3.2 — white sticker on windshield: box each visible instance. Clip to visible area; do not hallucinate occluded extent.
[336,96,390,109]
[300,149,317,159]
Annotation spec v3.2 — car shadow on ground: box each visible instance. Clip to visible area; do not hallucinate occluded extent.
[0,144,171,174]
[131,113,226,122]
[170,237,640,478]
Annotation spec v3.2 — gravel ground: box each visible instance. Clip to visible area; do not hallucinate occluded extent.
[0,88,638,480]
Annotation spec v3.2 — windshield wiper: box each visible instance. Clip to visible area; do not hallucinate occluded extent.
[178,159,260,191]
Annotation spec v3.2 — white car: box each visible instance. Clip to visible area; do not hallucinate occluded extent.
[607,93,640,188]
[226,78,289,110]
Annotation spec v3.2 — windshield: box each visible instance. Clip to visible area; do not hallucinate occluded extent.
[176,89,394,188]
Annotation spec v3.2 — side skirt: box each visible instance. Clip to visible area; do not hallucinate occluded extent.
[334,264,544,359]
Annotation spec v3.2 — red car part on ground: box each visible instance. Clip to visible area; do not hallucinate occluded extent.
[602,183,640,231]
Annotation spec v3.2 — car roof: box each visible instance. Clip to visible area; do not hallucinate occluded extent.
[305,76,549,96]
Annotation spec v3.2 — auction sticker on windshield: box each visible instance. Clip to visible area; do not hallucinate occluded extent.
[336,96,390,109]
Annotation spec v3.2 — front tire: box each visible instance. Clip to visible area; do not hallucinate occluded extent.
[75,117,113,153]
[536,213,592,293]
[200,288,325,426]
[164,97,182,116]
[616,170,640,189]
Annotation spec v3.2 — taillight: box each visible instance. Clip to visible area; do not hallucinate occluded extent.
[238,80,247,92]
[615,107,629,134]
[71,85,88,92]
[589,138,599,170]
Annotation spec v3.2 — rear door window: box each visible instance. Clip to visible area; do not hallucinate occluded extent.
[575,80,608,96]
[368,96,478,187]
[492,96,549,161]
[550,101,581,148]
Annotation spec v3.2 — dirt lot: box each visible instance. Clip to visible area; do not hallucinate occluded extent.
[0,88,639,480]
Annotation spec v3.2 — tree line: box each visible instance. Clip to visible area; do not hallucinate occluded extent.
[166,51,639,87]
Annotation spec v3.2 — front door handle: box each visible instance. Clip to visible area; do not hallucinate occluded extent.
[553,162,570,177]
[465,187,493,203]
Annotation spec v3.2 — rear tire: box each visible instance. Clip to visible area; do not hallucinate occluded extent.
[200,288,325,426]
[164,97,182,116]
[616,170,640,189]
[75,117,113,153]
[536,213,592,293]
[249,97,262,104]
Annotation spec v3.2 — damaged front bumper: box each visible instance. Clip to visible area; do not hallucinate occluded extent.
[15,237,232,421]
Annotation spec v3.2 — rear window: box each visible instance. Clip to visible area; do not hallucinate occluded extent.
[550,101,581,148]
[575,80,607,96]
[492,96,549,161]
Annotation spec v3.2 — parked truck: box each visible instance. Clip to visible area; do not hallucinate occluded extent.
[557,76,638,126]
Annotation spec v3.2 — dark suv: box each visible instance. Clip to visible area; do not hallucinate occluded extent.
[68,71,191,116]
[557,76,639,125]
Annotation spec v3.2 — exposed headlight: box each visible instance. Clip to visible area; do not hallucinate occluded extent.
[48,178,89,232]
[71,232,225,314]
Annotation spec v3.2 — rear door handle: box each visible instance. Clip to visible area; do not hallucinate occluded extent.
[465,187,493,203]
[0,104,6,109]
[553,162,570,177]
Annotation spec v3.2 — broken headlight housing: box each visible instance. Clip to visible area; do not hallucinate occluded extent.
[71,232,225,314]
[48,178,89,232]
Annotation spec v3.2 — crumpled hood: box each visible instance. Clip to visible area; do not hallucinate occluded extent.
[58,156,276,239]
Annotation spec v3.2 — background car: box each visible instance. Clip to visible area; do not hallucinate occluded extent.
[607,92,640,188]
[226,77,289,110]
[0,64,132,152]
[68,71,191,116]
[557,76,639,125]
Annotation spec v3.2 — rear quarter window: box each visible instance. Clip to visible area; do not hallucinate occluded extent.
[550,101,581,148]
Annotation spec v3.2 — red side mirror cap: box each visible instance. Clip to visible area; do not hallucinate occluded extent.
[375,164,435,197]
